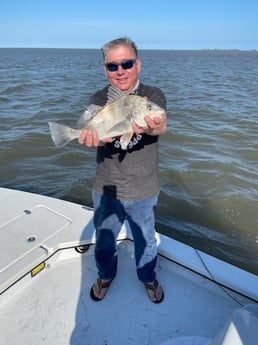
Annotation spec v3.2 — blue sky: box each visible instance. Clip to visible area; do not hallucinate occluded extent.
[0,0,257,50]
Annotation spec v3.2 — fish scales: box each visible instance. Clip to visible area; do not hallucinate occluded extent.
[48,95,165,150]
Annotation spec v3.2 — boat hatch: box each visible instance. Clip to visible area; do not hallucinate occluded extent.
[0,205,71,273]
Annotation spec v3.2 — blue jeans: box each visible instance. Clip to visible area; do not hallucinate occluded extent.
[92,190,159,283]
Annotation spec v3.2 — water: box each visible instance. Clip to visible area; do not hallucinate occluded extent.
[1,48,258,274]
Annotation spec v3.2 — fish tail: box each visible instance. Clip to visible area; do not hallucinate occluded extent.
[48,122,80,147]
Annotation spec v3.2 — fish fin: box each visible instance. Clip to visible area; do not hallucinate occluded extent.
[120,130,134,150]
[106,120,131,137]
[48,122,80,147]
[87,104,102,114]
[105,120,134,149]
[107,85,124,103]
[77,104,102,127]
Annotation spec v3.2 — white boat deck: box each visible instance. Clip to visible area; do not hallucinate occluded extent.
[0,188,257,345]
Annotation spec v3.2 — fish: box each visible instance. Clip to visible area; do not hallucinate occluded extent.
[48,95,165,150]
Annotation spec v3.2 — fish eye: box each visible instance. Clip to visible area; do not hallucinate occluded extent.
[147,104,152,111]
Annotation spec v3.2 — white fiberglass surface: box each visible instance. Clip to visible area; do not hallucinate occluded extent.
[0,241,247,345]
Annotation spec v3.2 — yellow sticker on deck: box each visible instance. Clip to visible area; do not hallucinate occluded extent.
[31,262,45,277]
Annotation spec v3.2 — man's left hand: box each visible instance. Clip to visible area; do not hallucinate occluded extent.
[132,113,167,136]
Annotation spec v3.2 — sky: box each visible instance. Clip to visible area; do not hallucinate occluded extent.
[0,0,257,50]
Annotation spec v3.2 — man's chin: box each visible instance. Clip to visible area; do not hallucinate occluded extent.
[115,81,131,92]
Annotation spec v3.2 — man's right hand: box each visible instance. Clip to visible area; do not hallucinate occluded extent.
[78,129,112,147]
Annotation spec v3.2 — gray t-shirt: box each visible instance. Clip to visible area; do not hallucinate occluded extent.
[88,82,167,200]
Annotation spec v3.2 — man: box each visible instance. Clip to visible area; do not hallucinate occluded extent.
[78,37,167,303]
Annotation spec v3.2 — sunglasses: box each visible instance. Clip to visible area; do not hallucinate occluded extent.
[105,58,137,72]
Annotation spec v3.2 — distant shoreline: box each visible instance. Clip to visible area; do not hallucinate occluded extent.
[0,47,257,52]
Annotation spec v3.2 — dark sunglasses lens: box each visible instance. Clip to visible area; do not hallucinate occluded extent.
[106,59,136,72]
[121,59,134,69]
[107,63,118,72]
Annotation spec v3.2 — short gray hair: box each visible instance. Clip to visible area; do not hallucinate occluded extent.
[101,37,138,62]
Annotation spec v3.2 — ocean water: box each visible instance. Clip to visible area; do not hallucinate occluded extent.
[1,48,258,274]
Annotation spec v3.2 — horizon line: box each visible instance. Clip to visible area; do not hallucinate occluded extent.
[0,46,257,52]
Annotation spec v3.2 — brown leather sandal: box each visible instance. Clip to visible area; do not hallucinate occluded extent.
[90,278,113,301]
[145,280,164,304]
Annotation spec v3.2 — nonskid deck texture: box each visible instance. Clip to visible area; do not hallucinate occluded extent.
[0,240,251,345]
[0,188,257,345]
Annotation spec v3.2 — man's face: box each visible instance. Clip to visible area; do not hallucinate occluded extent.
[104,46,141,93]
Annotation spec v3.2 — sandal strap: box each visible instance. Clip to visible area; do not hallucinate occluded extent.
[97,278,113,289]
[144,279,159,291]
